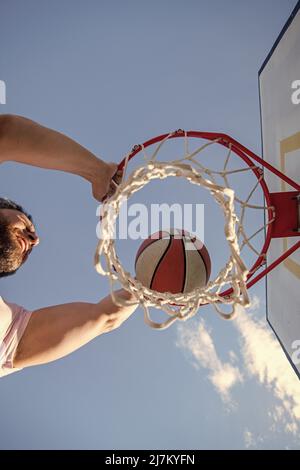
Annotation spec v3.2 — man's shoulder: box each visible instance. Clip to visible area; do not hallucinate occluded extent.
[0,296,14,338]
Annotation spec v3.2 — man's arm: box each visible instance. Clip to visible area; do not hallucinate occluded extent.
[0,114,119,201]
[13,289,138,369]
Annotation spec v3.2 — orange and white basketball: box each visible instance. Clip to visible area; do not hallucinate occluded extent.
[135,228,211,294]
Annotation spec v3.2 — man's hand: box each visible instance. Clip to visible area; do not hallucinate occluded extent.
[91,162,123,202]
[97,288,138,333]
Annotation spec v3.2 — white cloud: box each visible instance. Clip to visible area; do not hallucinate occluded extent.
[244,429,255,449]
[243,428,265,449]
[234,304,300,435]
[177,320,243,403]
[177,295,300,446]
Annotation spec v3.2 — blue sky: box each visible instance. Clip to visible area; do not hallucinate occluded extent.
[0,0,299,450]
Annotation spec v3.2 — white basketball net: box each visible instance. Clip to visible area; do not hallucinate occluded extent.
[95,131,270,329]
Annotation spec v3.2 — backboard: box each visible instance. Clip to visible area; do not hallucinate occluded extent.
[259,1,300,378]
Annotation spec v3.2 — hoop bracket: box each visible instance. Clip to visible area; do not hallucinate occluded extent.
[270,191,300,238]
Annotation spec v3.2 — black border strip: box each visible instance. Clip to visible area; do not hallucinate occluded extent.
[258,0,300,379]
[259,0,300,76]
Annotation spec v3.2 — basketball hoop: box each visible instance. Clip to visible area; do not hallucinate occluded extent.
[94,130,300,329]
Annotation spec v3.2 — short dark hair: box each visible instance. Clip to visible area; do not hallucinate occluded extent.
[0,197,32,221]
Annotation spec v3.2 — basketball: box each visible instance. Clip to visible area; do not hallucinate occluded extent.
[135,229,211,294]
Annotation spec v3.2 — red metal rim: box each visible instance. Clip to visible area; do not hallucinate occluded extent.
[117,130,300,298]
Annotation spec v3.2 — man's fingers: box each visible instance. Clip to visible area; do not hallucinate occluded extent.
[109,168,123,193]
[104,183,119,200]
[99,165,124,202]
[112,168,123,186]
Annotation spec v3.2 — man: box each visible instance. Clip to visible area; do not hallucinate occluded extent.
[0,114,138,378]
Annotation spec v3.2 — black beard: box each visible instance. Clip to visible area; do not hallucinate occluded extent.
[0,216,22,277]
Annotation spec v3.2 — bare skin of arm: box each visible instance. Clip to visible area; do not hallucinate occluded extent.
[13,289,138,369]
[0,114,120,201]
